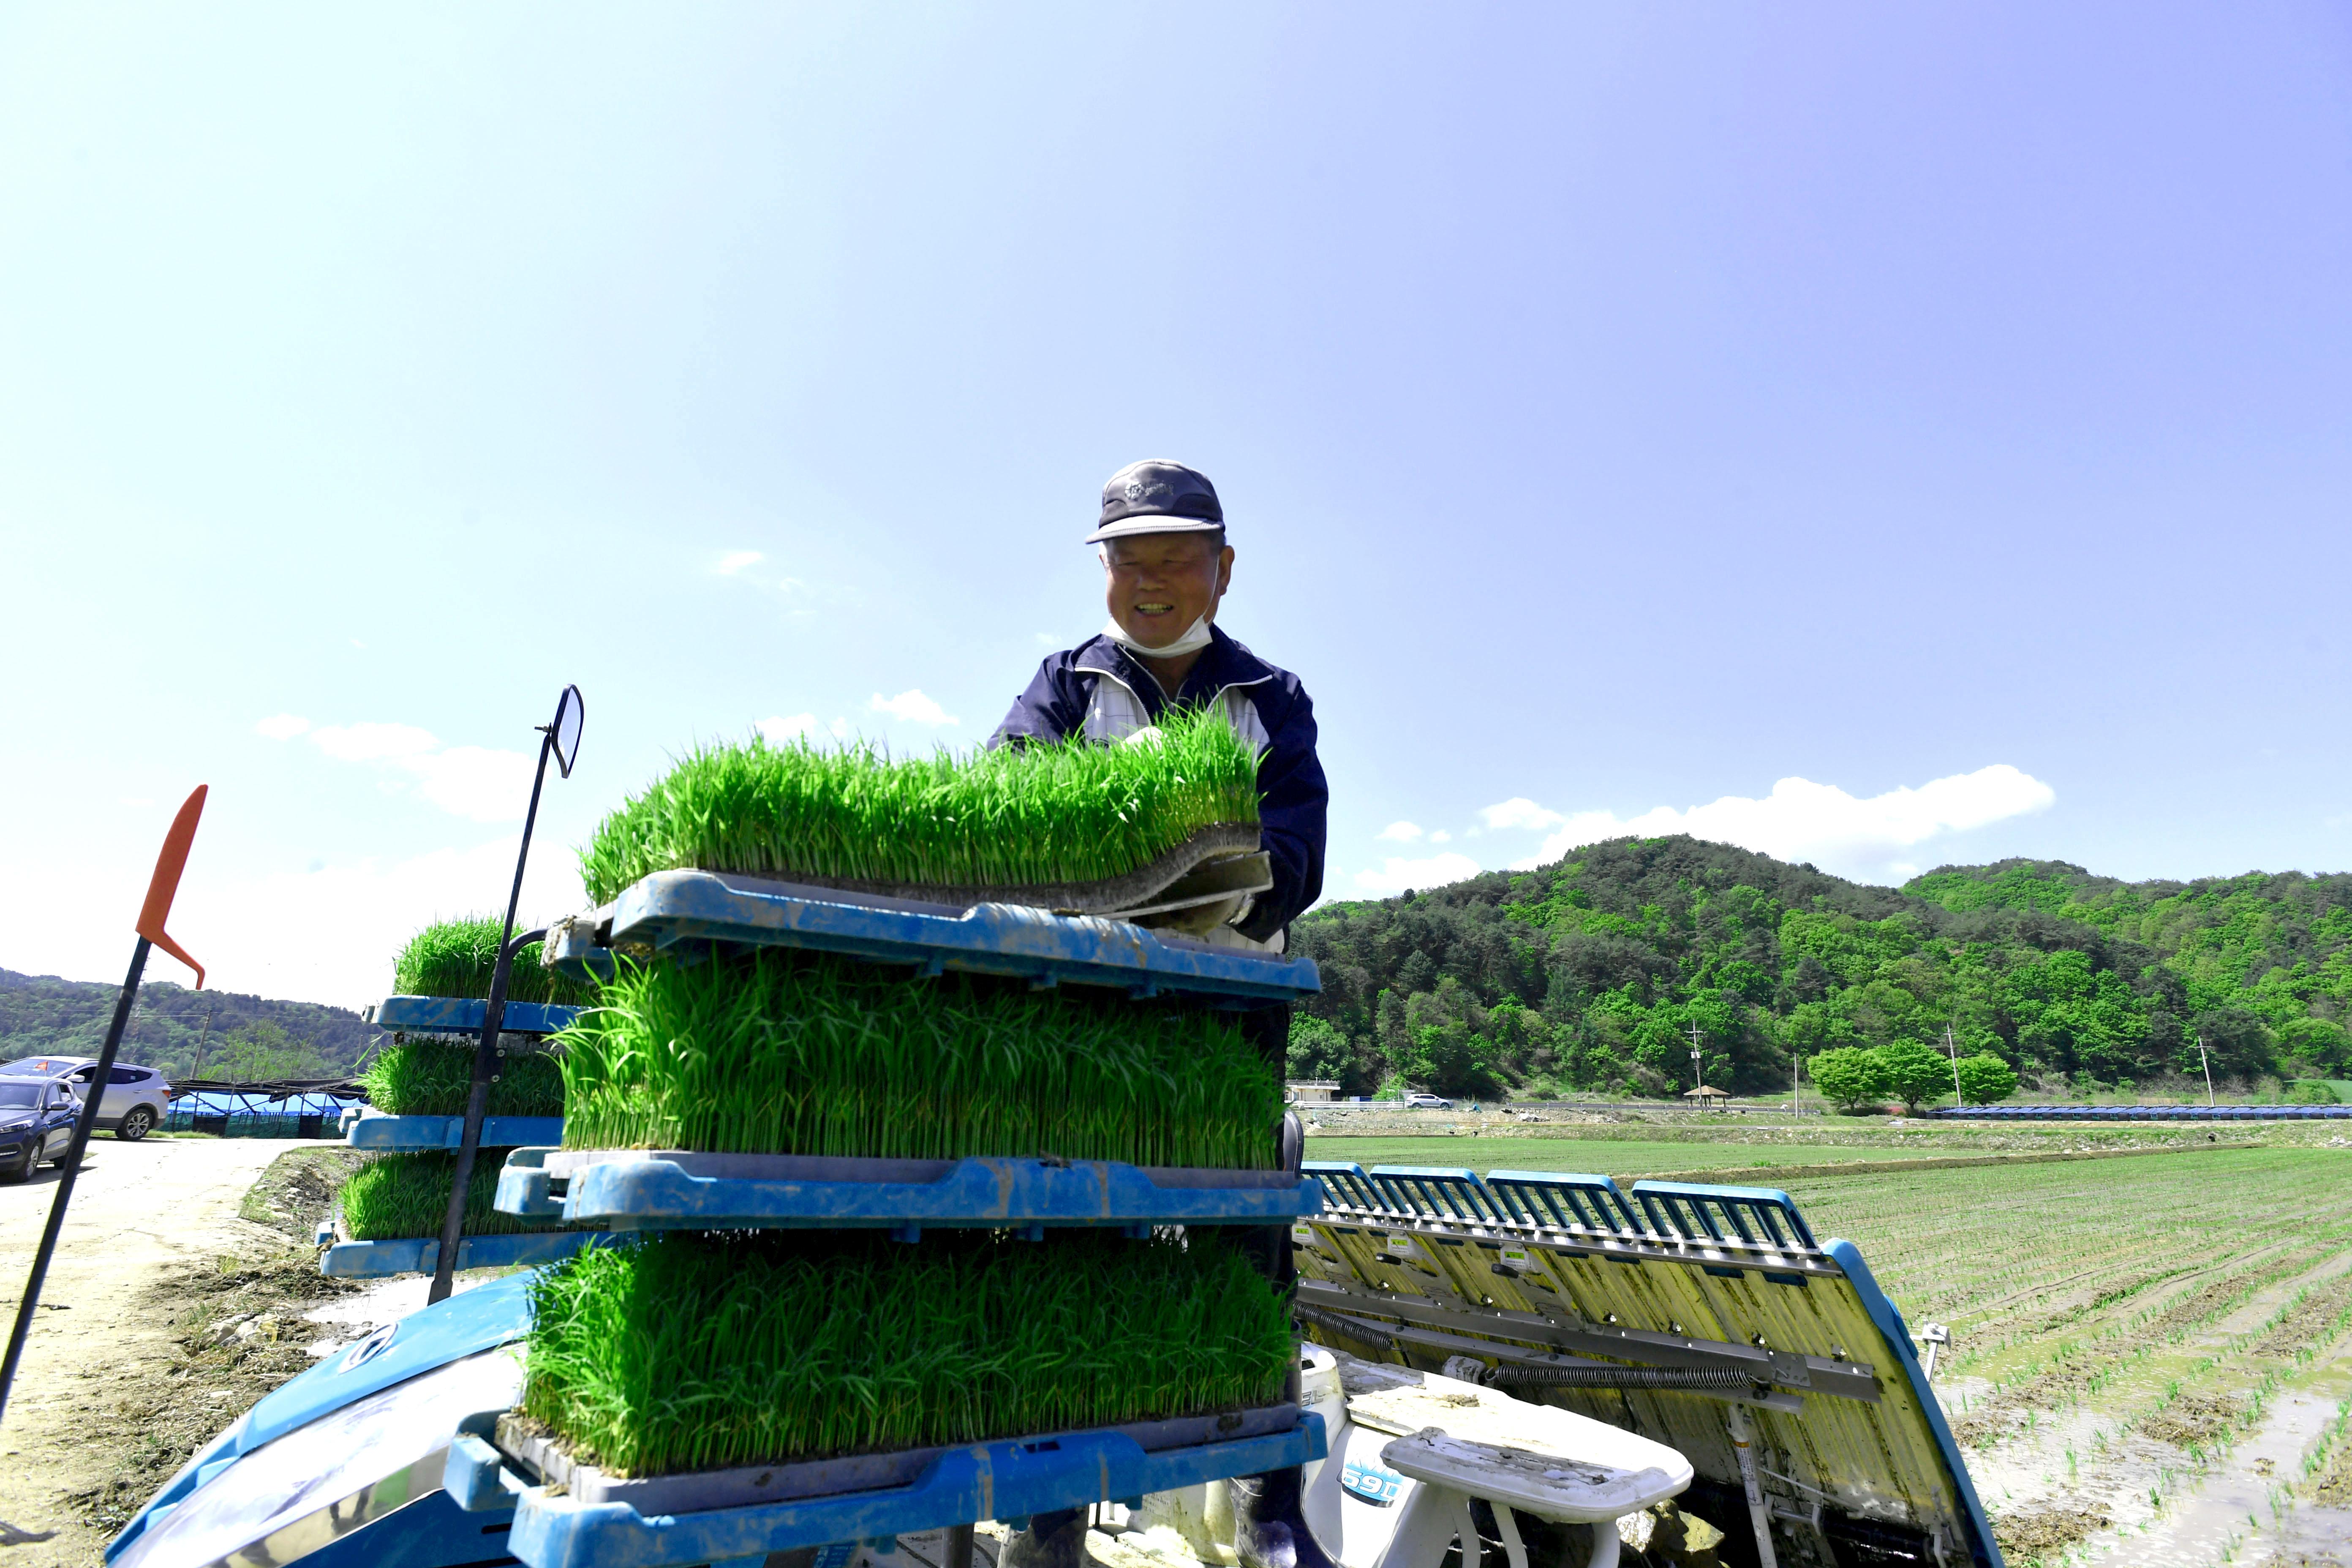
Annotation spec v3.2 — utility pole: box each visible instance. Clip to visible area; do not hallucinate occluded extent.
[1945,1024,1963,1111]
[189,995,217,1081]
[2198,1033,2215,1108]
[1688,1020,1704,1096]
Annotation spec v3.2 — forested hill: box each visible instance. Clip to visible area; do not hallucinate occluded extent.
[0,968,381,1081]
[1286,836,2352,1100]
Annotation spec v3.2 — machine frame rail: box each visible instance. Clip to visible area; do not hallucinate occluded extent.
[496,1146,1323,1232]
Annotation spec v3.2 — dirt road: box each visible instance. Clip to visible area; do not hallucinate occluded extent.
[0,1136,302,1565]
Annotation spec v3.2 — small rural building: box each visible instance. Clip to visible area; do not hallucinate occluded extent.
[1285,1080,1340,1103]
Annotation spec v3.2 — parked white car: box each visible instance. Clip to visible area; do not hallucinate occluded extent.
[0,1056,173,1140]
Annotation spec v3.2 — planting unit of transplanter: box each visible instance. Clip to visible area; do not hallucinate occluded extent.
[105,740,2006,1568]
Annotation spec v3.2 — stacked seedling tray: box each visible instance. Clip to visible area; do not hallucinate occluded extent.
[322,920,607,1279]
[441,715,1332,1568]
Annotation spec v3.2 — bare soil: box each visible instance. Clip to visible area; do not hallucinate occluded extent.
[0,1138,360,1566]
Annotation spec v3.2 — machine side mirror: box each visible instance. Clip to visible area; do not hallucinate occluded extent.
[547,685,585,779]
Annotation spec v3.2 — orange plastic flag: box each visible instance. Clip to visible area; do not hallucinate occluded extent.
[135,785,207,987]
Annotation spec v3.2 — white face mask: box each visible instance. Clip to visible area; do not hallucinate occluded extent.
[1100,613,1215,659]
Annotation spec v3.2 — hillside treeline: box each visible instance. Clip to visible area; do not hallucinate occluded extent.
[1286,837,2352,1099]
[0,969,380,1081]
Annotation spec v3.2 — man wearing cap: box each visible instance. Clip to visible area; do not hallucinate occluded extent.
[992,462,1334,1568]
[991,459,1327,950]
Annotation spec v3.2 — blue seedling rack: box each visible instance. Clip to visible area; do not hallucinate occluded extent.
[544,870,1322,1005]
[447,868,1322,1568]
[314,1226,607,1278]
[448,1416,1325,1568]
[495,1147,1323,1233]
[375,995,582,1035]
[347,1107,567,1150]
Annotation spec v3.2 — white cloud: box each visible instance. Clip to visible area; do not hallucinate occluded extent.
[868,689,958,726]
[1484,765,2057,885]
[717,550,764,575]
[302,722,536,822]
[255,713,310,740]
[1354,851,1484,897]
[168,835,589,1008]
[1429,830,1452,844]
[758,713,821,743]
[310,721,438,763]
[1482,797,1567,831]
[1377,821,1424,842]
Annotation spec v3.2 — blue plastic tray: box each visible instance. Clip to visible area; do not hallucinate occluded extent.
[347,1108,567,1150]
[548,871,1320,1005]
[497,1148,1322,1233]
[448,1414,1326,1568]
[318,1230,605,1278]
[377,995,583,1035]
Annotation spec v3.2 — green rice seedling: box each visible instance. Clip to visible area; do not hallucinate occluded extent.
[393,916,599,1005]
[522,1229,1293,1476]
[359,1040,567,1118]
[555,951,1280,1168]
[338,1150,552,1240]
[577,705,1260,903]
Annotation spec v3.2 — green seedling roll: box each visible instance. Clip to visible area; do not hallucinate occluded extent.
[578,705,1260,904]
[521,1229,1295,1477]
[338,1150,554,1241]
[555,950,1282,1169]
[360,1040,566,1119]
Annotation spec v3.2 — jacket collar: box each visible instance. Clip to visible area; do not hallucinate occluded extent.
[1075,625,1273,710]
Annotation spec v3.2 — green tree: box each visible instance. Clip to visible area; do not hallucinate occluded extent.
[1809,1047,1887,1113]
[1286,1015,1350,1081]
[1874,1038,1953,1113]
[1953,1053,2020,1104]
[210,1020,328,1082]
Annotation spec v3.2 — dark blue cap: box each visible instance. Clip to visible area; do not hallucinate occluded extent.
[1087,460,1224,542]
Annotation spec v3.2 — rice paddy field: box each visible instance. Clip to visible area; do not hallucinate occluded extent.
[1310,1124,2352,1565]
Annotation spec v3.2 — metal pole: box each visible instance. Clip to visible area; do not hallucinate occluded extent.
[1725,1402,1779,1568]
[0,939,151,1428]
[1946,1025,1962,1111]
[2199,1034,2215,1108]
[428,731,554,1305]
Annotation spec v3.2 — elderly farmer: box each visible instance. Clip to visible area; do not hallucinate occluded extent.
[991,458,1328,951]
[993,461,1334,1568]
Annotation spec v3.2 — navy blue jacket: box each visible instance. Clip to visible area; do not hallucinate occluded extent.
[991,626,1328,941]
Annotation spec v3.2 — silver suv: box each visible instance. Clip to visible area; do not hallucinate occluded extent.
[0,1057,173,1141]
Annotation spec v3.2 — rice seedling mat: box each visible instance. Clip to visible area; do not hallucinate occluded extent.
[482,1402,1304,1516]
[674,824,1270,920]
[542,870,1322,1005]
[348,1108,566,1151]
[375,995,582,1035]
[447,1413,1326,1568]
[495,1148,1323,1232]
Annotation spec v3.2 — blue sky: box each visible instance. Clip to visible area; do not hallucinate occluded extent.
[4,5,2349,1006]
